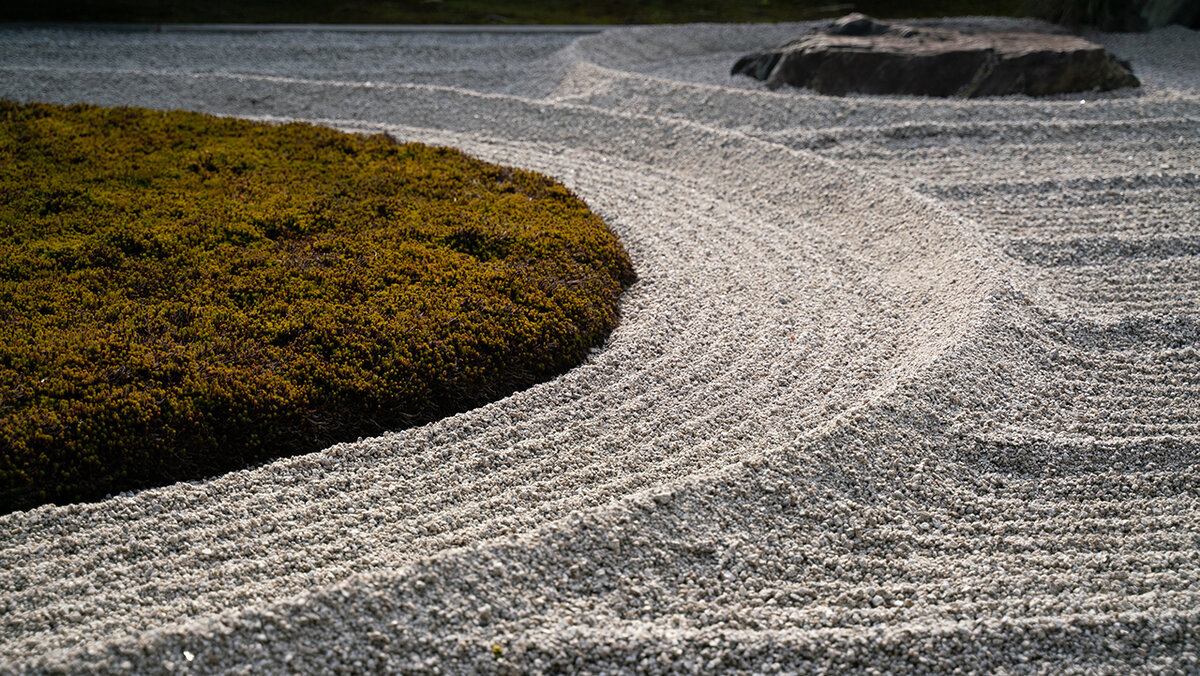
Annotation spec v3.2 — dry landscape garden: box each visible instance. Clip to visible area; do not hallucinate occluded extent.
[0,0,1197,673]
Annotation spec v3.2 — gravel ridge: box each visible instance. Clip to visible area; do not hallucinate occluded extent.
[0,19,1198,674]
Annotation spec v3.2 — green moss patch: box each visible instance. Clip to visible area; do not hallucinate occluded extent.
[2,0,1024,25]
[0,101,635,513]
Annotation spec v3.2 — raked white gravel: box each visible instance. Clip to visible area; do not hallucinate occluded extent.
[1,17,1198,674]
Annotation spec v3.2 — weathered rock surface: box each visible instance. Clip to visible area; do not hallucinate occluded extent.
[732,14,1140,97]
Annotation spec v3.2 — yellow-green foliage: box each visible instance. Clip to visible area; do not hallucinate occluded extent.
[0,101,635,513]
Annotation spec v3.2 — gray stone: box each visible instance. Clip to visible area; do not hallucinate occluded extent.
[731,14,1140,98]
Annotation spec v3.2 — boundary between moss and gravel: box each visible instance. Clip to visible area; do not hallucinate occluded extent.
[1,1,1026,26]
[0,101,635,514]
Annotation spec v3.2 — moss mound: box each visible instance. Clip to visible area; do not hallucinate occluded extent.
[0,101,635,513]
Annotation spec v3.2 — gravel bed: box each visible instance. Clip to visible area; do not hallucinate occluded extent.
[1,18,1198,674]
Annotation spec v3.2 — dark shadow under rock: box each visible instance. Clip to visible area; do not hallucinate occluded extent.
[731,13,1140,98]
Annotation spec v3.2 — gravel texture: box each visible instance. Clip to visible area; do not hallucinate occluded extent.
[1,18,1198,674]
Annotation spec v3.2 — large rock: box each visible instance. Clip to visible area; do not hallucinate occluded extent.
[731,14,1140,98]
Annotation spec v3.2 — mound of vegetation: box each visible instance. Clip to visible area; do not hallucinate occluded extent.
[0,101,635,513]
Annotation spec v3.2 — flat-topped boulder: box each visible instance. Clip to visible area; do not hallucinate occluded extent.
[731,14,1140,98]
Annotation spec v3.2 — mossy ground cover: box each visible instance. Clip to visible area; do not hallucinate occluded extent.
[0,101,635,513]
[4,0,1026,25]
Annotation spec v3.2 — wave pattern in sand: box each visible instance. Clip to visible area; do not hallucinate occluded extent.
[0,19,1198,674]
